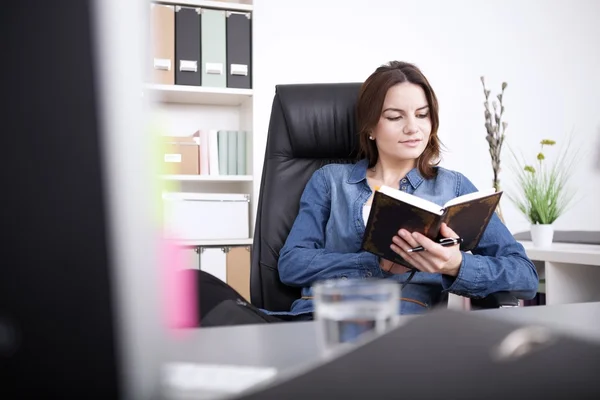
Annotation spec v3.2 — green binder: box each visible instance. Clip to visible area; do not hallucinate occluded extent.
[201,9,226,88]
[236,131,246,175]
[217,130,229,175]
[227,131,237,175]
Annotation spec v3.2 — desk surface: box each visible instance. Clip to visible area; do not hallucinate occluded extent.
[162,302,600,399]
[165,320,321,370]
[519,240,600,265]
[165,302,600,369]
[476,301,600,343]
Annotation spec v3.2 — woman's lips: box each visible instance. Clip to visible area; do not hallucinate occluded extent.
[399,139,422,148]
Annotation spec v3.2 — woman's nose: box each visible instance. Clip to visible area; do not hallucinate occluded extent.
[403,117,419,134]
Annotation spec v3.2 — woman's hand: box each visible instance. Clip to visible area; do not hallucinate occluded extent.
[390,223,463,277]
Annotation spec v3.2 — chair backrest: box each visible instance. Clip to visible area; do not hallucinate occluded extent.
[250,82,363,311]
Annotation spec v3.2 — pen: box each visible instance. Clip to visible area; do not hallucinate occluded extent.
[406,237,462,253]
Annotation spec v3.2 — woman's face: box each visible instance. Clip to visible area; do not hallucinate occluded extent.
[370,82,432,163]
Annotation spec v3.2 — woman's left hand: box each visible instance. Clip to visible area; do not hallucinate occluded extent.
[390,223,463,277]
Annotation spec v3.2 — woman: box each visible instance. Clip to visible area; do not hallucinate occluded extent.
[200,60,538,325]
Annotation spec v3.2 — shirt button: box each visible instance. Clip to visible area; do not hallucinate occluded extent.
[365,271,372,277]
[341,275,348,280]
[401,178,407,183]
[401,185,407,191]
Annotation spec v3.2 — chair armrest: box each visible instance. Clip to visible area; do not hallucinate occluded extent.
[470,292,519,309]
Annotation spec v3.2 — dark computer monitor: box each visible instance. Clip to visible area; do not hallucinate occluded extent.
[1,1,165,398]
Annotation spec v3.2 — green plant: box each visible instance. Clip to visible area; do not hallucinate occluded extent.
[507,137,579,225]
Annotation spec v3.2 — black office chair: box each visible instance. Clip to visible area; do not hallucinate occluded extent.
[250,83,518,312]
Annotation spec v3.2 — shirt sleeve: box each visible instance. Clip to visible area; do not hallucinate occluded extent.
[278,168,378,288]
[441,173,539,299]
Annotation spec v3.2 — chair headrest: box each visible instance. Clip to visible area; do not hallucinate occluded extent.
[274,82,362,159]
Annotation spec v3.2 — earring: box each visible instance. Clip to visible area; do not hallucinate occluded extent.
[369,135,374,140]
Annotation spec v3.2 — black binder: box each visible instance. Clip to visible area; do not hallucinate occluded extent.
[234,309,600,399]
[175,6,201,86]
[226,12,252,89]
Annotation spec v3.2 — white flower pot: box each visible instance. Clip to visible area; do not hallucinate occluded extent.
[531,224,554,247]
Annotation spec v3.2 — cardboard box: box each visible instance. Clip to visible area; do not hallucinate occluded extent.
[160,136,200,175]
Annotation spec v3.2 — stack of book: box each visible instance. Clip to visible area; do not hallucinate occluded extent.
[160,130,249,176]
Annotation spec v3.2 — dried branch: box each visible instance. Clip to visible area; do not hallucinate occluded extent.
[481,76,508,193]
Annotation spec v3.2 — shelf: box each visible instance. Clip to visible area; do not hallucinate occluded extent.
[160,175,252,182]
[171,238,253,247]
[155,0,253,12]
[538,279,546,294]
[518,241,600,266]
[144,84,253,105]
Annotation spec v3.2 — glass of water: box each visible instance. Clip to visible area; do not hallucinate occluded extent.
[313,278,400,351]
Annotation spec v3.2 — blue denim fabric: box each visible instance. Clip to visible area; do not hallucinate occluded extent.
[267,158,538,317]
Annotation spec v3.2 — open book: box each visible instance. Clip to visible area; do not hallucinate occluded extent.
[361,185,502,268]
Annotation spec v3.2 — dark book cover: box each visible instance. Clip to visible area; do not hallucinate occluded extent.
[361,188,502,268]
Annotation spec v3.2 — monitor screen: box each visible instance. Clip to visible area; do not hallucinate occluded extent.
[1,1,167,398]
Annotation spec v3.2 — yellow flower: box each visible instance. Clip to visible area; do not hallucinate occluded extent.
[540,139,556,145]
[524,165,536,173]
[537,152,545,161]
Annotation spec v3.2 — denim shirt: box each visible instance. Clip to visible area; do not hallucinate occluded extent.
[273,158,539,316]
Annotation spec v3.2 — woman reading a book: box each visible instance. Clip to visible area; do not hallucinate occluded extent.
[199,60,538,325]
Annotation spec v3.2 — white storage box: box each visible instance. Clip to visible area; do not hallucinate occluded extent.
[162,192,250,240]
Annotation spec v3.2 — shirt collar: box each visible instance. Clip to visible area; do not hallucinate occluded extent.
[348,158,369,184]
[348,158,425,189]
[405,167,425,189]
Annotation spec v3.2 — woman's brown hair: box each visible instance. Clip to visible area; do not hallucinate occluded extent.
[356,61,442,179]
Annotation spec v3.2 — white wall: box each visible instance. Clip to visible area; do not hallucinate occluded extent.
[252,0,600,233]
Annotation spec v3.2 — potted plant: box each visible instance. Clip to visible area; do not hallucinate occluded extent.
[507,137,579,247]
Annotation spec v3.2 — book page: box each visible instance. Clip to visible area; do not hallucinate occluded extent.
[443,189,498,209]
[378,185,443,216]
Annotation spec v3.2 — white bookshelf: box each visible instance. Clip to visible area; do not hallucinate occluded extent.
[156,0,253,12]
[160,174,253,182]
[150,0,256,247]
[172,238,254,247]
[517,241,600,305]
[145,84,252,106]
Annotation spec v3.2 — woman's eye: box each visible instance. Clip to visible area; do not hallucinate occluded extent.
[386,116,401,121]
[417,113,429,119]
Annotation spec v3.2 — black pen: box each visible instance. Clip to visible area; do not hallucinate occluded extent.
[406,237,462,253]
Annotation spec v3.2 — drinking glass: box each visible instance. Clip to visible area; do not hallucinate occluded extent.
[312,278,400,351]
